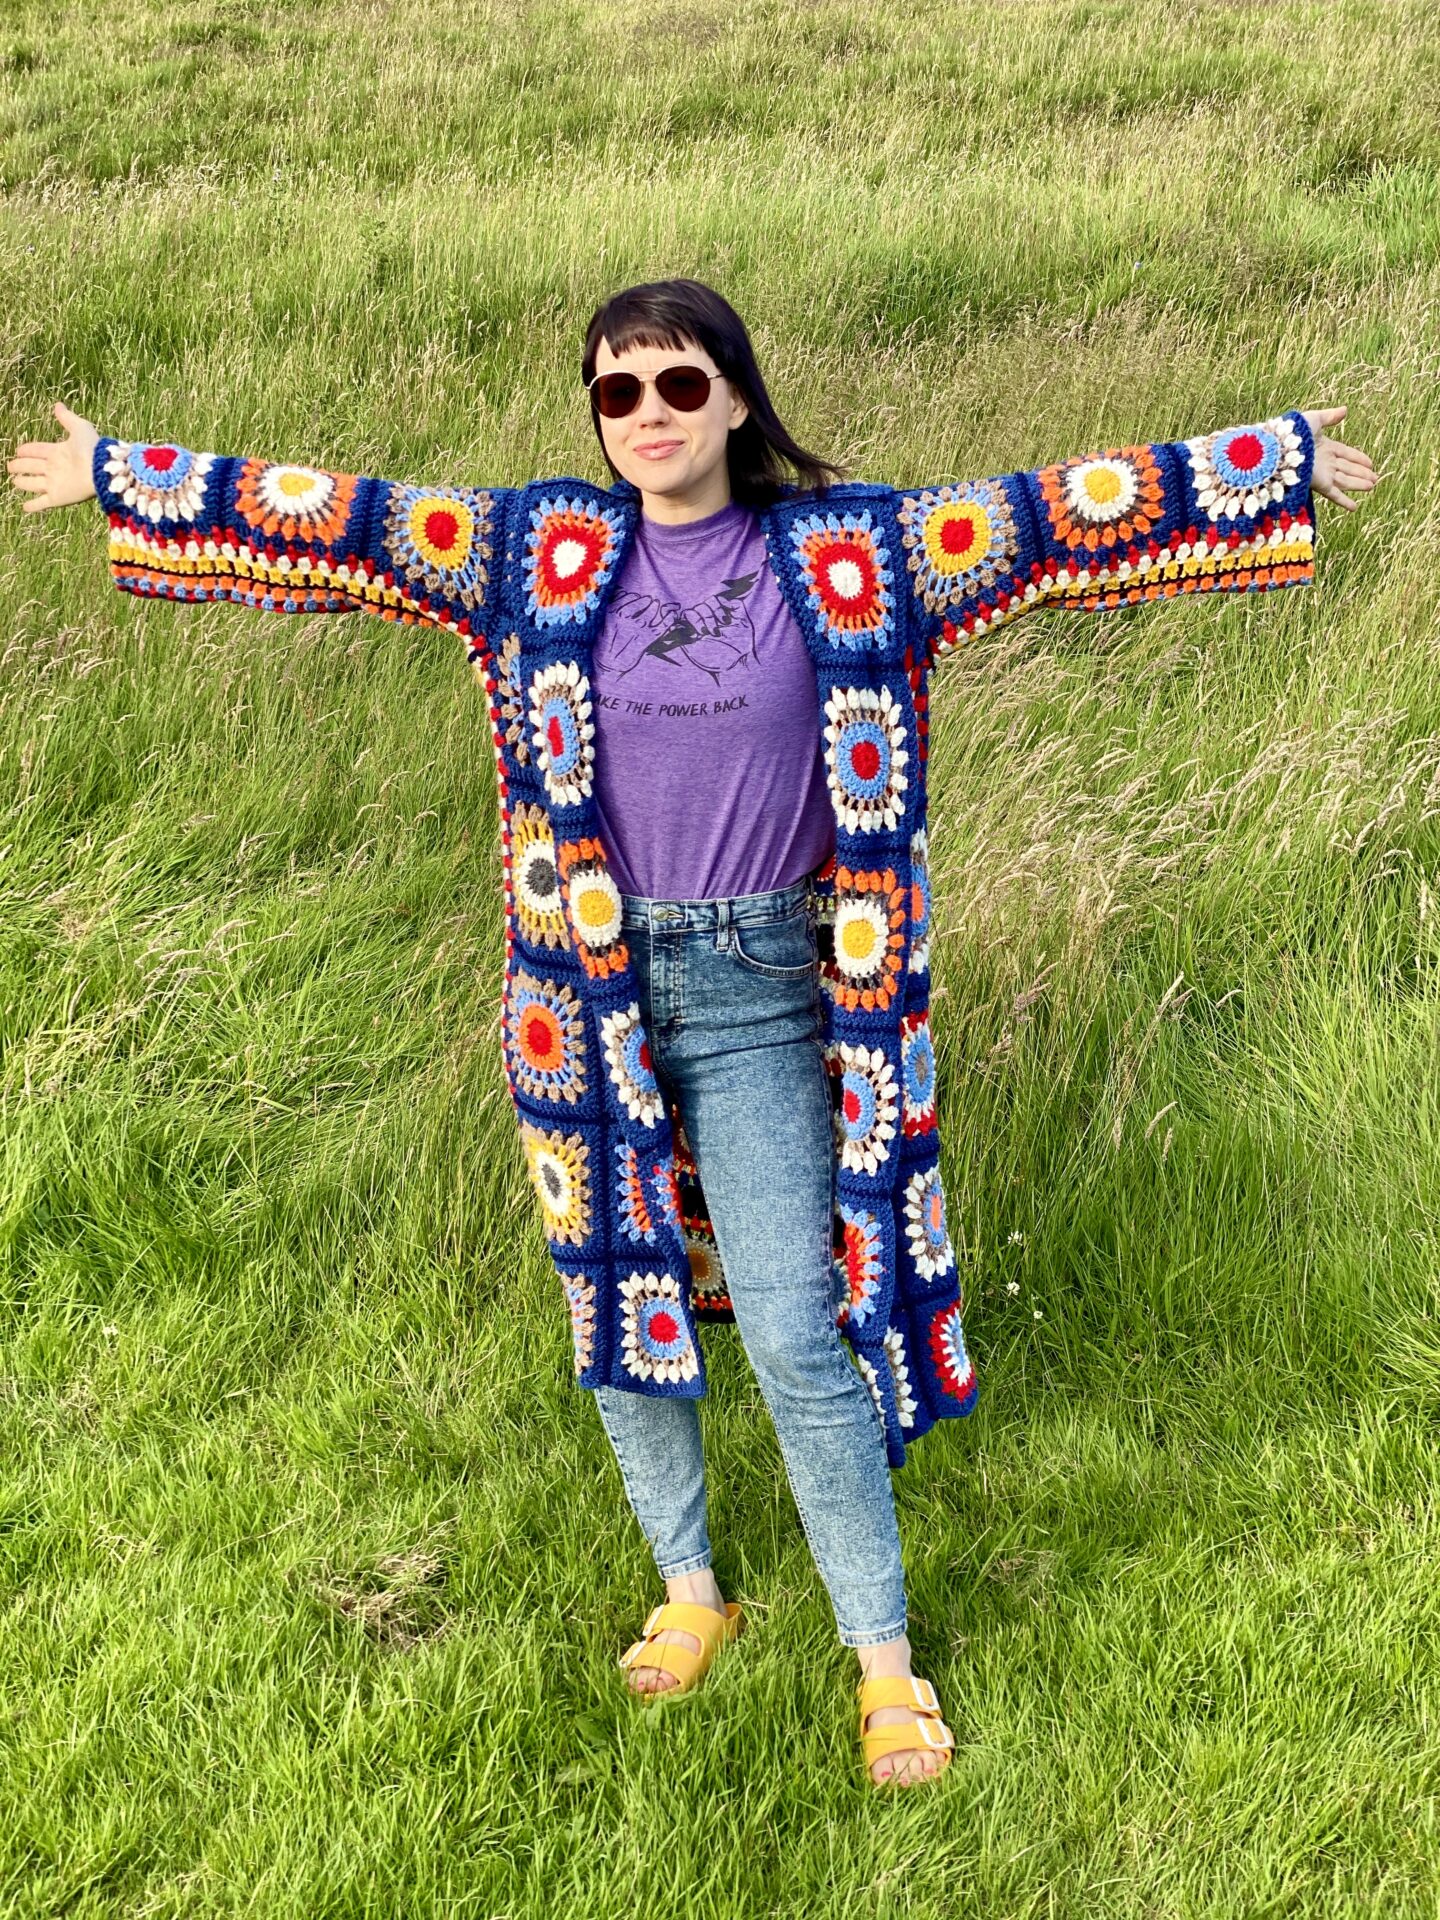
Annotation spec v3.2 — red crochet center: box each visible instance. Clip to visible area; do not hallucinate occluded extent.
[420,506,463,553]
[1225,432,1266,471]
[939,513,978,556]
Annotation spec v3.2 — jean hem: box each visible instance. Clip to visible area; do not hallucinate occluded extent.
[837,1617,909,1649]
[655,1550,714,1579]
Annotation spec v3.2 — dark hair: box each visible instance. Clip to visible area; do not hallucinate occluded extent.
[580,277,847,509]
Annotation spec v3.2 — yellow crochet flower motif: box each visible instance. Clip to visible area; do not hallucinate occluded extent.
[511,802,570,951]
[897,478,1018,614]
[405,491,479,568]
[520,1124,593,1246]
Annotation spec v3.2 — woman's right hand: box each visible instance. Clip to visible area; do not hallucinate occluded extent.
[6,402,100,513]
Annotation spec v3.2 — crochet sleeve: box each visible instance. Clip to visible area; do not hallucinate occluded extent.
[91,433,506,673]
[893,411,1317,672]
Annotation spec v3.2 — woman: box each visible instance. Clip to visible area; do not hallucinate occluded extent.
[6,278,1378,1788]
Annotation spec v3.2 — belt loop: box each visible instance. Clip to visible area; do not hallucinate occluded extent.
[717,898,731,951]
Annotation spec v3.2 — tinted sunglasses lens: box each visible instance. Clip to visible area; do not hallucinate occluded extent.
[656,366,713,410]
[595,373,643,418]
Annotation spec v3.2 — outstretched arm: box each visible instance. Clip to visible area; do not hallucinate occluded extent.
[895,405,1378,670]
[6,403,508,680]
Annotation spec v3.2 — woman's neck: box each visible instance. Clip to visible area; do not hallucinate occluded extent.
[639,472,735,526]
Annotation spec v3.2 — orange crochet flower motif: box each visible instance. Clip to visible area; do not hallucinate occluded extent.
[234,459,359,545]
[825,865,907,1013]
[1037,445,1165,552]
[557,836,630,980]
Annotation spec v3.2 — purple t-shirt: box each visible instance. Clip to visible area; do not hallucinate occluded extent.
[589,497,836,901]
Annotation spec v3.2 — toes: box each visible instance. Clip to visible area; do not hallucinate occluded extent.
[625,1627,700,1695]
[868,1714,946,1786]
[627,1666,677,1694]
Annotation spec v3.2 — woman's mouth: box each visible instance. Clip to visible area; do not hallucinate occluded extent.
[636,442,683,461]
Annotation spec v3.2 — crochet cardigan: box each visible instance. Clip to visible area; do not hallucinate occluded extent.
[89,411,1317,1467]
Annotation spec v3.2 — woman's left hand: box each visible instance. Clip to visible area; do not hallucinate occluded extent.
[1302,406,1380,511]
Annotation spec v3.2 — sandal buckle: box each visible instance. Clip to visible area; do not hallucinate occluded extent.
[916,1716,952,1749]
[910,1676,940,1712]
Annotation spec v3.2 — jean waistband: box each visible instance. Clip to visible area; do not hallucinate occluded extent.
[618,873,814,932]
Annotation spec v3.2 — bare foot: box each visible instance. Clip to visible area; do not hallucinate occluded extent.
[625,1570,730,1695]
[857,1635,949,1787]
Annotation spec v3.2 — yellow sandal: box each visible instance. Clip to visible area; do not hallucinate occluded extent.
[858,1673,955,1786]
[618,1599,744,1700]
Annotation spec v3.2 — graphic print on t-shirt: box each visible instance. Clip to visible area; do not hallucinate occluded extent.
[594,572,762,690]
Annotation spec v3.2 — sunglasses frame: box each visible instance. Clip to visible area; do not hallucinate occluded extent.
[585,364,727,419]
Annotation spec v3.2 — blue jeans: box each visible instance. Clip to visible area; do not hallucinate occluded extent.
[592,873,909,1648]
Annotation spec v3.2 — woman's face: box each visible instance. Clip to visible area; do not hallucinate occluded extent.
[593,334,748,503]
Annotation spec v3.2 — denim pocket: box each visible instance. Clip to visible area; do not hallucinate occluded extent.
[726,903,817,979]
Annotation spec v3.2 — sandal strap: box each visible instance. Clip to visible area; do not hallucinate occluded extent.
[620,1632,705,1689]
[863,1722,955,1773]
[640,1601,742,1648]
[857,1672,942,1715]
[861,1713,954,1756]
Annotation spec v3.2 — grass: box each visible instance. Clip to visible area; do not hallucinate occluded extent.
[2,0,1439,1912]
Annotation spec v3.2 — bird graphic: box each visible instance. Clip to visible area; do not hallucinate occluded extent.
[594,572,761,686]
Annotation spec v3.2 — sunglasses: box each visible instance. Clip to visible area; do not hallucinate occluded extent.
[585,364,725,419]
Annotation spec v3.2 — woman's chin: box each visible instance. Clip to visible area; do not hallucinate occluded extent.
[630,461,688,488]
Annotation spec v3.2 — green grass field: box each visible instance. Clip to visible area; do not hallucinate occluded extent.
[3,0,1439,1912]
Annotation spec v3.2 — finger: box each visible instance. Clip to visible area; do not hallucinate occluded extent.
[1310,405,1348,429]
[54,401,78,426]
[9,472,48,493]
[1323,484,1358,510]
[1326,439,1378,472]
[1336,457,1378,484]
